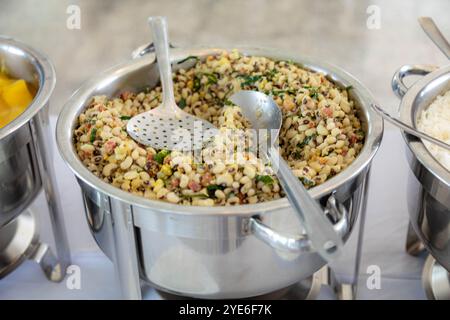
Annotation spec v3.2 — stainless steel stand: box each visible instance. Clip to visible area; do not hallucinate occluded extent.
[0,108,71,282]
[107,169,371,300]
[405,219,450,300]
[29,109,72,281]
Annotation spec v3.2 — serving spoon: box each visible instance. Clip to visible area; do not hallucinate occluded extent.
[370,17,450,151]
[127,16,217,151]
[229,90,344,262]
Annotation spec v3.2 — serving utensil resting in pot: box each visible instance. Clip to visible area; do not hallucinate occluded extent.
[229,90,343,261]
[128,16,343,262]
[127,16,217,151]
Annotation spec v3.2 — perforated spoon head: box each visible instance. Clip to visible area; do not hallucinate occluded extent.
[126,16,218,151]
[127,109,218,151]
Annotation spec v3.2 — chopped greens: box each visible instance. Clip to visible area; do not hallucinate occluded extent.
[299,177,315,188]
[177,55,200,64]
[120,115,131,120]
[178,98,186,109]
[180,193,208,200]
[271,88,297,96]
[239,75,262,88]
[206,184,225,198]
[203,72,218,85]
[154,149,171,164]
[264,69,278,79]
[297,134,316,149]
[345,85,353,91]
[90,128,97,143]
[256,175,274,185]
[193,76,201,91]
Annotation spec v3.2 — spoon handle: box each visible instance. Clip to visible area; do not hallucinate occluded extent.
[371,103,450,151]
[148,16,178,112]
[419,17,450,60]
[268,146,344,262]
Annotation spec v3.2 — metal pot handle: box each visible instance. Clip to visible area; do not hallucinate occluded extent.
[391,64,438,98]
[249,194,349,253]
[131,42,176,59]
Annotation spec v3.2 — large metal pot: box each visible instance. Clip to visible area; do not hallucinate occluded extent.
[393,64,450,273]
[0,36,70,280]
[57,46,383,299]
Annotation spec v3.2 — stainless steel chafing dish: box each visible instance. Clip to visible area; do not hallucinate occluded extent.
[57,45,383,299]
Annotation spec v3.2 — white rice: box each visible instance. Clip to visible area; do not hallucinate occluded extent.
[417,90,450,171]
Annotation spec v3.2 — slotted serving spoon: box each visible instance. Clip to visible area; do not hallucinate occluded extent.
[229,90,344,262]
[127,16,217,151]
[371,17,450,152]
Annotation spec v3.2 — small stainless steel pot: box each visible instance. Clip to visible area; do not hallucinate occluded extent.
[0,36,70,280]
[57,46,383,299]
[393,64,450,273]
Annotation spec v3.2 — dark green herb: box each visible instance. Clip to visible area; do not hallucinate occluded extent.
[271,88,297,96]
[265,69,278,79]
[224,99,234,106]
[256,175,274,185]
[297,134,316,149]
[90,128,97,143]
[178,98,186,109]
[193,76,201,91]
[309,87,320,100]
[203,72,218,85]
[239,75,262,88]
[177,55,200,64]
[154,149,171,164]
[120,115,131,120]
[299,177,315,188]
[180,193,209,200]
[345,85,353,91]
[293,150,303,160]
[206,184,226,198]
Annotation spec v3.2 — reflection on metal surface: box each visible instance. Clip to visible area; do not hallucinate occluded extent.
[396,64,450,273]
[422,255,450,300]
[0,37,71,281]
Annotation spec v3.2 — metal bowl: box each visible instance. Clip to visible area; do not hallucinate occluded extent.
[0,36,56,227]
[394,64,450,272]
[57,46,383,299]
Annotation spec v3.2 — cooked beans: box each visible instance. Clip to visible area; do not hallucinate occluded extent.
[74,50,364,206]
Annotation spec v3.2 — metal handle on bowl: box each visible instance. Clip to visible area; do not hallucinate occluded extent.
[131,42,176,59]
[249,194,349,254]
[391,64,438,98]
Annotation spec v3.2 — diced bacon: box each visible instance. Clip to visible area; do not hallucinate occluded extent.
[200,172,213,186]
[322,107,333,118]
[188,180,201,192]
[104,141,117,154]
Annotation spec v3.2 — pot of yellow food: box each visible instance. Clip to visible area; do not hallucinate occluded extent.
[57,45,383,299]
[0,36,54,227]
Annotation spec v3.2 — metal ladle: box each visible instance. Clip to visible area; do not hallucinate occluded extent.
[371,17,450,152]
[127,16,217,151]
[229,90,343,262]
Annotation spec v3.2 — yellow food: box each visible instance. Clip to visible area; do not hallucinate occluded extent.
[0,72,34,128]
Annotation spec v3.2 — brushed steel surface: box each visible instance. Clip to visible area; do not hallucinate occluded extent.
[396,64,450,272]
[57,46,383,298]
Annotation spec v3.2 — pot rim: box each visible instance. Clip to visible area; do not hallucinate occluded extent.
[56,46,383,216]
[0,36,56,141]
[399,65,450,189]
